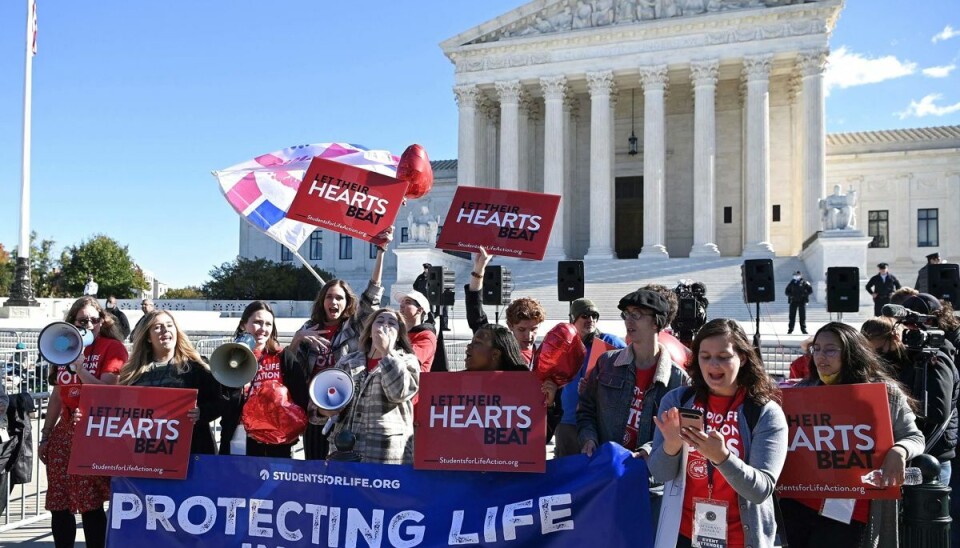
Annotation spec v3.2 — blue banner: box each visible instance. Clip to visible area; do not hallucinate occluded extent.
[107,442,651,547]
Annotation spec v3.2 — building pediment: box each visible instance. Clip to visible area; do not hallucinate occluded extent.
[443,0,833,49]
[442,0,841,76]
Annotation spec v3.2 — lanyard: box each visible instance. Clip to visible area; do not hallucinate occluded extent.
[703,390,740,499]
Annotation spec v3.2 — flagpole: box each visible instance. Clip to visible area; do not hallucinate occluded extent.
[5,0,39,307]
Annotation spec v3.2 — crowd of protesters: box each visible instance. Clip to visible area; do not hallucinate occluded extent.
[33,239,960,548]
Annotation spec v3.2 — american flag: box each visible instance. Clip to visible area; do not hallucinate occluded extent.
[29,0,37,56]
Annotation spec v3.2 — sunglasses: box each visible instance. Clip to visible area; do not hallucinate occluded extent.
[75,316,102,327]
[578,312,599,320]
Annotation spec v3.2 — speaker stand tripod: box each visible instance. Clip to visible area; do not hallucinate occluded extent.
[752,302,761,351]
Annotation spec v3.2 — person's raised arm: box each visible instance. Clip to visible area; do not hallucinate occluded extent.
[370,226,395,288]
[468,247,492,292]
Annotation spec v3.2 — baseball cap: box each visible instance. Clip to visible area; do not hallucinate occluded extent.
[393,289,430,312]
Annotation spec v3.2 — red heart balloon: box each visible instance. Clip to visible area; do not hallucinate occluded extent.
[658,331,693,369]
[397,144,434,199]
[534,323,586,387]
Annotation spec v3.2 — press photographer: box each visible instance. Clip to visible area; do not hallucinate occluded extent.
[868,295,960,484]
[669,280,708,346]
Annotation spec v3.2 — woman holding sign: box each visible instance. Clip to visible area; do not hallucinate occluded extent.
[292,227,392,460]
[649,318,787,548]
[218,301,310,458]
[779,322,924,548]
[118,310,222,454]
[326,308,420,464]
[40,296,127,548]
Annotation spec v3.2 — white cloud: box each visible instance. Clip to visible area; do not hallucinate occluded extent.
[825,46,916,96]
[923,64,956,78]
[897,93,960,119]
[932,25,960,43]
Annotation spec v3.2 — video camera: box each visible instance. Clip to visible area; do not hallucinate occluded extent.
[881,304,946,350]
[671,280,709,345]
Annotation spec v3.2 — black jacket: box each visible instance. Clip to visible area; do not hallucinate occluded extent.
[865,273,901,298]
[106,307,131,340]
[784,278,813,304]
[0,392,35,485]
[885,348,959,461]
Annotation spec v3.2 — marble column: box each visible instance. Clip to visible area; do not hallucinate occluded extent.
[741,55,775,257]
[798,49,828,241]
[690,60,721,257]
[454,84,480,187]
[496,80,522,191]
[585,71,616,260]
[541,75,568,259]
[639,65,669,259]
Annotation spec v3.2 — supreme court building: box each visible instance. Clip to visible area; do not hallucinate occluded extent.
[241,0,959,291]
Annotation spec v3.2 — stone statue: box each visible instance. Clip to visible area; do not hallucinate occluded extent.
[615,0,637,23]
[659,0,680,18]
[682,0,708,14]
[593,0,615,26]
[638,0,657,20]
[407,205,440,243]
[819,184,858,231]
[548,6,574,30]
[573,2,593,29]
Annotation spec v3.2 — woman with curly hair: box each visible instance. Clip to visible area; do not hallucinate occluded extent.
[118,310,222,454]
[649,318,787,548]
[40,296,128,548]
[324,308,420,464]
[779,321,924,548]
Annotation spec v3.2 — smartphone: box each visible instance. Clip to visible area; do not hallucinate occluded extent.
[678,407,705,432]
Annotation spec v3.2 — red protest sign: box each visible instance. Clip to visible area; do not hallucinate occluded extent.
[285,157,408,244]
[584,338,613,380]
[68,385,196,480]
[777,383,898,500]
[436,186,561,261]
[414,371,546,473]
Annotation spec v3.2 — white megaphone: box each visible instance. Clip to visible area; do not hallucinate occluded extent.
[38,321,95,367]
[209,333,259,388]
[309,368,355,436]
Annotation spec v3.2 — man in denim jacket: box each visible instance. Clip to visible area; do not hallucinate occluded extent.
[577,289,689,518]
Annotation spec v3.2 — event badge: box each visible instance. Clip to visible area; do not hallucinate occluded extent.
[820,498,855,524]
[692,497,728,548]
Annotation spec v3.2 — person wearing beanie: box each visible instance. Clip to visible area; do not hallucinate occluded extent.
[577,288,689,524]
[785,270,813,334]
[865,262,902,317]
[553,298,626,458]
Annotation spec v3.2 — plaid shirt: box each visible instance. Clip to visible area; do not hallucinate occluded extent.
[331,350,420,464]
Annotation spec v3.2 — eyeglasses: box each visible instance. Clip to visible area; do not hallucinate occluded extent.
[809,345,841,358]
[578,313,599,320]
[75,316,102,327]
[620,310,654,322]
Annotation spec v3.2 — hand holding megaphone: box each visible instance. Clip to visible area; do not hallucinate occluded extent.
[210,334,259,388]
[38,321,95,368]
[309,368,355,436]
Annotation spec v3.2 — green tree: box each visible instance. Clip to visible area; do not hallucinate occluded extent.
[0,243,12,296]
[202,257,330,300]
[162,286,205,299]
[60,235,150,298]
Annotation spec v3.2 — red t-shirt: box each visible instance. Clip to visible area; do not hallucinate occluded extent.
[56,336,127,410]
[409,330,436,374]
[310,323,340,374]
[366,357,381,372]
[621,366,658,449]
[251,349,282,392]
[680,390,747,546]
[521,348,534,368]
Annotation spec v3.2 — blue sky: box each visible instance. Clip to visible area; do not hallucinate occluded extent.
[0,1,957,289]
